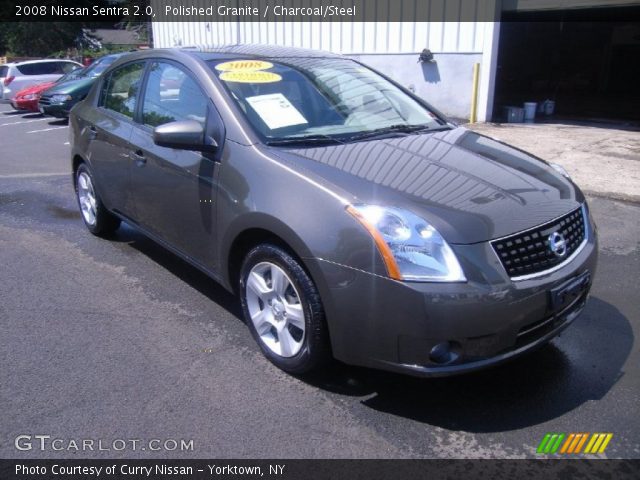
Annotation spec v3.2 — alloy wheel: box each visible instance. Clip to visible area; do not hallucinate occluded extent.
[77,171,97,226]
[245,261,306,358]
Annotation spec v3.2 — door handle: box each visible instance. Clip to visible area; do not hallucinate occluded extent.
[131,149,146,166]
[87,125,97,140]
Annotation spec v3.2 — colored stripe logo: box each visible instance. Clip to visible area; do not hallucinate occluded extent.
[537,433,613,454]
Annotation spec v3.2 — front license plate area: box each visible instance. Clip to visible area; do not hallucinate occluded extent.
[549,271,591,313]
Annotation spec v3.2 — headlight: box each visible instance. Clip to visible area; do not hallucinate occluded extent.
[550,163,570,179]
[50,94,72,104]
[22,93,36,100]
[347,205,466,282]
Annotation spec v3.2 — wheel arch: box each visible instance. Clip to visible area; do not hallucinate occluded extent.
[222,213,319,294]
[221,214,334,338]
[224,216,336,364]
[71,153,85,185]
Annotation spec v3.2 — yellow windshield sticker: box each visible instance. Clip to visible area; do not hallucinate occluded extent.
[215,60,274,72]
[219,71,282,83]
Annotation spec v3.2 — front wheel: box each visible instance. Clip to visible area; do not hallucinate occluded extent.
[239,244,330,374]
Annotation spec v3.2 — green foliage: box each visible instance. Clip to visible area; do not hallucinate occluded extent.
[143,110,175,127]
[1,22,86,57]
[0,0,147,57]
[0,24,9,54]
[48,44,134,60]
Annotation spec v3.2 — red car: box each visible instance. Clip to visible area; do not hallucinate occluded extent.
[11,81,56,112]
[11,65,85,112]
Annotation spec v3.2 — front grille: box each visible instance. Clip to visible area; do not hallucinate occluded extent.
[491,206,586,278]
[39,95,51,106]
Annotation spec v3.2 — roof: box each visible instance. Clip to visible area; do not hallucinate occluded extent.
[100,45,351,75]
[180,44,343,60]
[2,59,80,66]
[96,52,129,60]
[88,29,142,46]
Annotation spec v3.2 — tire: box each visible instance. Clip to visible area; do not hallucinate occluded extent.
[75,163,120,236]
[239,244,331,374]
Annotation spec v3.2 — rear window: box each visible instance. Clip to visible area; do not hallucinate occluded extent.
[58,62,79,74]
[16,62,61,75]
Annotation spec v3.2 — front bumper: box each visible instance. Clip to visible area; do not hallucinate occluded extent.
[39,102,72,118]
[13,98,39,112]
[309,214,598,377]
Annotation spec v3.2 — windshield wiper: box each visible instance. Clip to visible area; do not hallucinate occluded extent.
[265,134,345,147]
[345,124,450,143]
[265,124,451,146]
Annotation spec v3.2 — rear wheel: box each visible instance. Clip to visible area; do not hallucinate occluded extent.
[75,163,120,236]
[239,244,330,374]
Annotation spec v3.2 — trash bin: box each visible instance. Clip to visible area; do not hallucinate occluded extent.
[543,100,555,115]
[503,106,524,123]
[523,102,537,121]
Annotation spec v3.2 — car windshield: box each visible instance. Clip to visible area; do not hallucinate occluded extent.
[208,57,447,144]
[80,56,120,78]
[57,66,86,83]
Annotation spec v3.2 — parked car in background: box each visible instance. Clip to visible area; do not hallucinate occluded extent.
[11,67,88,112]
[39,53,125,119]
[0,59,82,104]
[70,46,597,377]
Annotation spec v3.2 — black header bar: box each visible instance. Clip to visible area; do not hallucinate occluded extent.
[1,459,640,480]
[2,1,639,24]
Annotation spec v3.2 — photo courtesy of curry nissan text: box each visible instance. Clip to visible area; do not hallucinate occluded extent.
[69,45,597,377]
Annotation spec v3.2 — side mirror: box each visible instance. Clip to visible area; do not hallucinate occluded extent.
[153,120,218,152]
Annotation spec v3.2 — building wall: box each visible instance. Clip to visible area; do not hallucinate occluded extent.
[152,12,499,120]
[152,21,488,54]
[349,52,482,120]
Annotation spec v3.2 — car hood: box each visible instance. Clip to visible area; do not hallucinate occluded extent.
[17,82,56,97]
[44,77,94,95]
[268,127,583,244]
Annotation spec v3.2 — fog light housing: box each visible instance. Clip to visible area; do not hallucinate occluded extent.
[429,341,461,364]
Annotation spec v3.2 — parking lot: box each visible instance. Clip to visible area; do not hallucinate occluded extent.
[1,102,639,459]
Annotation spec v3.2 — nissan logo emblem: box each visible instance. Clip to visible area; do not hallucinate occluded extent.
[548,231,567,257]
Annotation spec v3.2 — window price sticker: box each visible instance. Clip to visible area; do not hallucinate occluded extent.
[246,93,308,130]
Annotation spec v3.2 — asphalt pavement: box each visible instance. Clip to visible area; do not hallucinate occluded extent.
[1,103,638,459]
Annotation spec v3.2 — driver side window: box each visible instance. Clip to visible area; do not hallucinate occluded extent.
[142,62,207,128]
[100,62,145,119]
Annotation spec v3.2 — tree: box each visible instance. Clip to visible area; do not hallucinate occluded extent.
[116,0,153,43]
[0,23,10,54]
[1,22,86,57]
[0,1,132,56]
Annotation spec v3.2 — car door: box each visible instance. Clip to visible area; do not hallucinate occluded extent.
[12,62,57,93]
[88,60,146,217]
[128,60,222,270]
